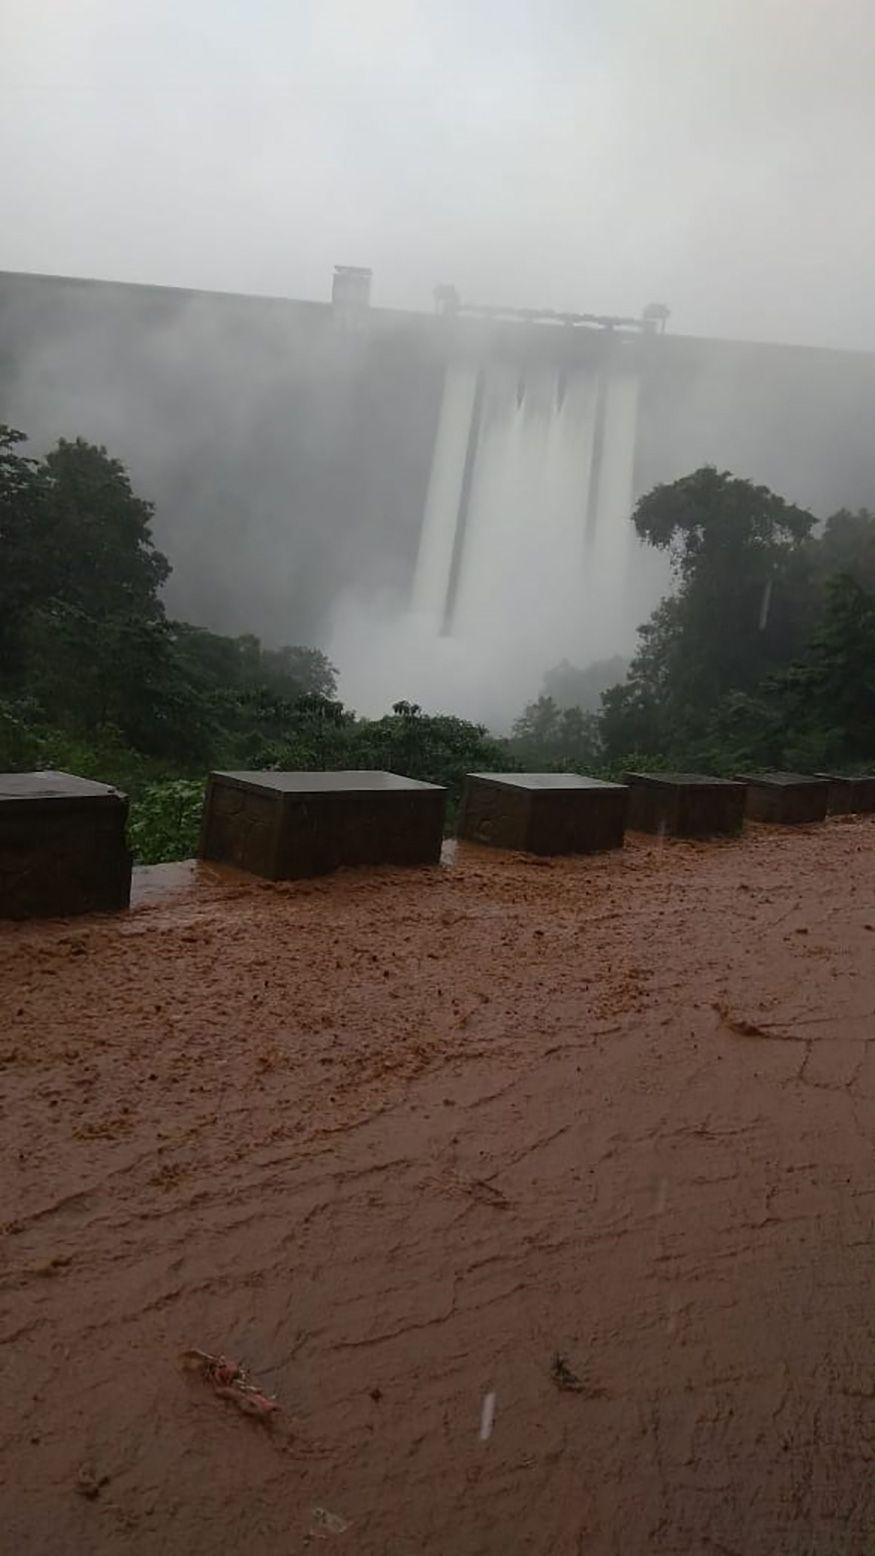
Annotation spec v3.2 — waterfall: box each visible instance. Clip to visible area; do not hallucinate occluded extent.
[412,347,642,684]
[449,362,600,667]
[410,361,480,625]
[584,356,640,650]
[333,339,645,729]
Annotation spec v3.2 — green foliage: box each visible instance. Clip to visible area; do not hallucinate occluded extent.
[127,780,206,865]
[815,509,875,594]
[6,420,875,866]
[0,426,340,775]
[0,426,44,675]
[541,655,628,712]
[510,696,602,770]
[598,468,862,764]
[625,467,817,736]
[348,702,513,810]
[40,437,170,619]
[755,573,875,768]
[513,474,875,780]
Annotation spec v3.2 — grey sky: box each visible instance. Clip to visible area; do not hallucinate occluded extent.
[2,0,874,349]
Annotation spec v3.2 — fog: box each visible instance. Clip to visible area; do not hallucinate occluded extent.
[3,1,875,728]
[4,0,875,350]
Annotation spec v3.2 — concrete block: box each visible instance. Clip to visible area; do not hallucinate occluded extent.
[624,772,746,837]
[815,774,875,814]
[736,772,829,824]
[0,770,132,920]
[457,772,628,856]
[199,770,446,880]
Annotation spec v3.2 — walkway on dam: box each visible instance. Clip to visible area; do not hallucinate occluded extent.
[1,820,874,1553]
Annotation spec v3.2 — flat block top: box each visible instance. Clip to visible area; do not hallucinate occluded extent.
[736,771,829,788]
[624,771,744,789]
[467,771,626,793]
[815,772,874,783]
[0,770,125,806]
[212,769,445,795]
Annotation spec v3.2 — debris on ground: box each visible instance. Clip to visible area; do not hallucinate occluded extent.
[550,1352,585,1392]
[180,1348,279,1421]
[309,1505,350,1536]
[550,1352,608,1398]
[76,1466,109,1499]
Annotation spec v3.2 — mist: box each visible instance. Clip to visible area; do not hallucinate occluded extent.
[3,0,875,349]
[3,1,875,728]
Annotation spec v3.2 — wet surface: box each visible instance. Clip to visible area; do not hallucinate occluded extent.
[1,820,874,1553]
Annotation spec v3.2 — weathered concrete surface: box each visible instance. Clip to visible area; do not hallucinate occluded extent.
[0,770,131,920]
[1,819,875,1553]
[199,770,446,879]
[738,772,830,825]
[458,772,627,855]
[817,773,875,814]
[624,771,747,837]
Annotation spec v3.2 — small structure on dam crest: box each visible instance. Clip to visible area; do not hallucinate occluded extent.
[0,770,132,919]
[737,772,829,825]
[624,772,747,838]
[457,773,628,856]
[199,770,446,880]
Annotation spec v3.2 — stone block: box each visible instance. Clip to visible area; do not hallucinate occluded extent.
[0,770,132,920]
[457,772,628,856]
[199,770,446,880]
[815,774,875,814]
[736,772,829,824]
[624,772,746,837]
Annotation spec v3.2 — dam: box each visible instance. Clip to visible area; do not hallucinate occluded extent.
[410,313,647,690]
[2,266,875,722]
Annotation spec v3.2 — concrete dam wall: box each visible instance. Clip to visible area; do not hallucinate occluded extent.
[412,337,642,678]
[2,269,875,721]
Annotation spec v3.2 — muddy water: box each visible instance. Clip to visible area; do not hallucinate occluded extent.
[1,821,874,1553]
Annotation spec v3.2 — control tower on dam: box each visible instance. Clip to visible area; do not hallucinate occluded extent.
[1,266,875,718]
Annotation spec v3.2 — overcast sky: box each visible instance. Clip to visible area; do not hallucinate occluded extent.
[2,0,874,349]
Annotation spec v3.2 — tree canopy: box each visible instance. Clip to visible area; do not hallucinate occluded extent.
[599,468,875,772]
[3,423,874,861]
[0,426,338,764]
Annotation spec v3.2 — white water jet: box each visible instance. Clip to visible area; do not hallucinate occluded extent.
[410,360,479,626]
[332,342,655,729]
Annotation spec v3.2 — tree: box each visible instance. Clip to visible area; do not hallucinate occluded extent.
[40,437,170,620]
[1,431,179,744]
[510,695,602,769]
[0,425,47,676]
[693,573,875,773]
[0,428,340,765]
[256,644,337,701]
[542,655,629,713]
[350,701,513,807]
[778,574,875,764]
[601,467,817,758]
[815,508,875,595]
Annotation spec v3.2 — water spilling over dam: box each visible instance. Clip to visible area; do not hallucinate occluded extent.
[2,267,875,724]
[412,339,641,663]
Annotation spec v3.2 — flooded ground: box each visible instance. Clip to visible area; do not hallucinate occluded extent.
[1,820,874,1553]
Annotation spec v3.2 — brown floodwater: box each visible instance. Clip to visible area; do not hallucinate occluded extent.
[1,819,874,1553]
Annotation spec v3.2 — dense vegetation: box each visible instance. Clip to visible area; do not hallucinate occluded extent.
[2,423,874,863]
[517,469,875,777]
[0,426,510,859]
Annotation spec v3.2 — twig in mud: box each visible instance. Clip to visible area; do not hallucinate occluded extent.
[441,1171,510,1208]
[713,1002,804,1042]
[180,1348,279,1421]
